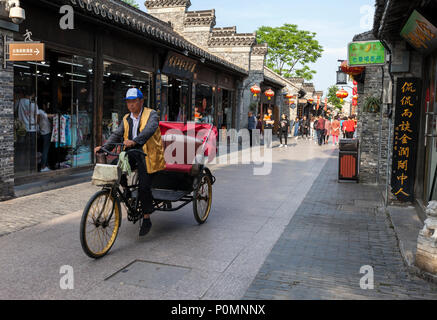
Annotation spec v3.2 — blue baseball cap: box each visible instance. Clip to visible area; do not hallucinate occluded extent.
[125,88,144,100]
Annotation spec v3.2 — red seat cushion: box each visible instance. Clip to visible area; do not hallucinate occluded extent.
[164,164,193,174]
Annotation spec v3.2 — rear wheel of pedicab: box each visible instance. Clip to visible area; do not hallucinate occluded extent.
[80,190,122,259]
[193,174,212,224]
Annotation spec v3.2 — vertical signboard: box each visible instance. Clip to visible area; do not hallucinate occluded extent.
[391,78,422,202]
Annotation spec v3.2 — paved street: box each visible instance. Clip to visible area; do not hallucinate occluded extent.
[1,139,437,299]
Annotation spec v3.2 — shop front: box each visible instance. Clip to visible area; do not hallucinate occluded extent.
[159,52,238,129]
[3,0,246,196]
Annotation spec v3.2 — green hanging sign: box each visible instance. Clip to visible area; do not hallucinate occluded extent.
[348,41,386,67]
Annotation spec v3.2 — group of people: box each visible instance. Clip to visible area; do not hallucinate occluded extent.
[247,110,357,148]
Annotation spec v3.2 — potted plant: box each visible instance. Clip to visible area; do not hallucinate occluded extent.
[363,96,381,113]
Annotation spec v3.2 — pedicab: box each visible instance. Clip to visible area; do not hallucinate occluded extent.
[80,122,218,259]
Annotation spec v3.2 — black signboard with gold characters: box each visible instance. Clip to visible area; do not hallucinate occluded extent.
[162,52,197,80]
[391,78,422,202]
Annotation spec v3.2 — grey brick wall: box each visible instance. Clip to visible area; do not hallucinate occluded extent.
[357,64,390,185]
[0,29,15,200]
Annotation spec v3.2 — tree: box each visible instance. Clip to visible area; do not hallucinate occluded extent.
[121,0,139,9]
[327,85,344,111]
[256,24,323,81]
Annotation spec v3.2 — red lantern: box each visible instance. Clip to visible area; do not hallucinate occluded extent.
[265,89,275,100]
[336,89,349,103]
[285,92,294,100]
[250,84,261,97]
[341,60,364,76]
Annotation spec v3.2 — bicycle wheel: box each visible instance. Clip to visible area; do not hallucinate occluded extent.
[80,190,121,259]
[193,174,212,224]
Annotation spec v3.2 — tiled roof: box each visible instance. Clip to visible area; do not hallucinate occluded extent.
[60,0,247,75]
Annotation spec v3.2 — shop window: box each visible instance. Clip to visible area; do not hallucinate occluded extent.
[102,61,152,144]
[14,52,94,178]
[194,84,214,125]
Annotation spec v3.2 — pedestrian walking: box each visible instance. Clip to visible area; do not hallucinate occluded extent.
[248,111,257,147]
[37,103,54,172]
[263,108,275,148]
[278,114,290,148]
[340,117,347,139]
[293,117,300,139]
[301,116,310,139]
[331,116,340,146]
[344,116,355,139]
[315,116,325,146]
[324,117,331,144]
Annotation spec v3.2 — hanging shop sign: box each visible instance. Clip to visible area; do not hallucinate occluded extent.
[348,41,386,67]
[391,78,422,202]
[8,42,45,61]
[400,10,437,54]
[162,52,197,80]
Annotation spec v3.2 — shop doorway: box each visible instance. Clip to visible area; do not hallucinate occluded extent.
[217,89,234,129]
[166,78,189,122]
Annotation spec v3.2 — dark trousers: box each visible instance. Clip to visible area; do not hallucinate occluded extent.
[40,133,51,168]
[279,130,288,145]
[127,150,154,215]
[249,129,254,147]
[345,132,354,139]
[317,129,324,146]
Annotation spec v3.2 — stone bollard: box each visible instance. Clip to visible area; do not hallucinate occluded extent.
[416,201,437,274]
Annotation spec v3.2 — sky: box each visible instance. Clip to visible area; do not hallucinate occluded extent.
[134,0,376,97]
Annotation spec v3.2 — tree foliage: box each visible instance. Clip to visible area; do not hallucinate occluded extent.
[327,85,344,111]
[256,24,323,81]
[121,0,139,9]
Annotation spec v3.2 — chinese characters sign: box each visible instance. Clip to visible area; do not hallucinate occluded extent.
[9,42,45,61]
[348,41,386,67]
[162,52,197,80]
[391,78,422,202]
[401,10,437,54]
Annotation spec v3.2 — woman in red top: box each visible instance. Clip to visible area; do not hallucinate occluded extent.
[343,116,355,139]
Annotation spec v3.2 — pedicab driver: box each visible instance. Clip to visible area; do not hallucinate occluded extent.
[94,88,166,237]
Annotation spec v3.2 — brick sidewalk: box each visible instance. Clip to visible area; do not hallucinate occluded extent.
[244,154,437,300]
[0,183,99,237]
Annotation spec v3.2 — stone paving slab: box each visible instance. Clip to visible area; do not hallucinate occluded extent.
[244,152,437,300]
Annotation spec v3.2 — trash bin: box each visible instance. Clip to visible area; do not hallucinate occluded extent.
[338,139,359,182]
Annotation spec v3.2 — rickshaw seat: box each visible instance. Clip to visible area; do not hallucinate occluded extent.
[159,122,217,176]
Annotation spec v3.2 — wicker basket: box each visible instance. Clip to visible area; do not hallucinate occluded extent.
[91,164,120,186]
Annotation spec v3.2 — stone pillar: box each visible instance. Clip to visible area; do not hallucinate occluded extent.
[416,201,437,274]
[237,71,263,131]
[0,27,15,201]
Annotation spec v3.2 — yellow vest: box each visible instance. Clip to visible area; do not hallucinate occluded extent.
[123,108,166,174]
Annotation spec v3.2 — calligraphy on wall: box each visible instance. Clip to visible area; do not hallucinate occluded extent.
[391,78,422,202]
[162,52,197,80]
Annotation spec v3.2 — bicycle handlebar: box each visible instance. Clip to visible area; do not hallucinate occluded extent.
[97,143,147,157]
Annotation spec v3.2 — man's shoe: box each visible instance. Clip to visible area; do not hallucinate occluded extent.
[139,218,152,237]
